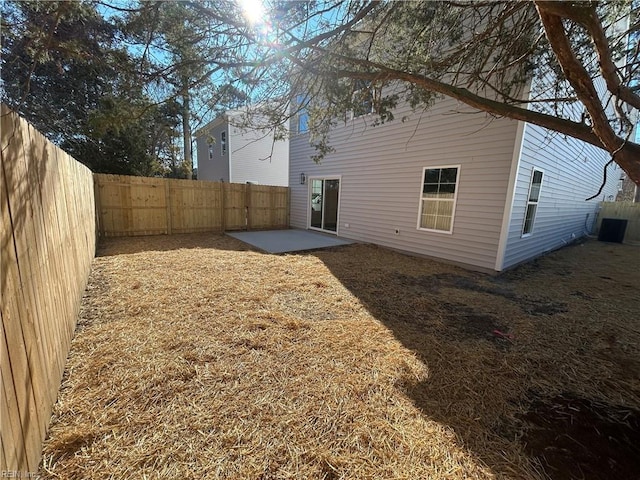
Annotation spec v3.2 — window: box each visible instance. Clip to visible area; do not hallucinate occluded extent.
[418,166,460,233]
[352,80,375,118]
[295,94,309,134]
[297,110,309,134]
[208,143,215,161]
[221,131,227,155]
[522,169,543,236]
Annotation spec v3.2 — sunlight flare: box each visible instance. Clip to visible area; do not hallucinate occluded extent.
[237,0,266,26]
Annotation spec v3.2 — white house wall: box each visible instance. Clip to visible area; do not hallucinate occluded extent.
[499,123,619,270]
[289,97,520,271]
[228,118,289,186]
[196,112,289,186]
[498,69,622,270]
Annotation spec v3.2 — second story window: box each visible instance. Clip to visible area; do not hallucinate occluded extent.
[352,79,375,118]
[221,131,227,155]
[208,143,214,160]
[297,109,309,134]
[295,94,309,134]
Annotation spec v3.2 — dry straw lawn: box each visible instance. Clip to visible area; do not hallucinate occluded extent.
[39,234,640,479]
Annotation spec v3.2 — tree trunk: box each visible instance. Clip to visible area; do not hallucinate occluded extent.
[615,143,640,187]
[181,81,193,180]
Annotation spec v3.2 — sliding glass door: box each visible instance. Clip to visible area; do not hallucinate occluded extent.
[309,178,340,233]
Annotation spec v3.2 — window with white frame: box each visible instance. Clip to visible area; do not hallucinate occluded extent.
[295,94,309,134]
[522,169,543,236]
[418,166,460,233]
[352,79,375,118]
[297,110,309,134]
[220,131,227,155]
[208,143,215,160]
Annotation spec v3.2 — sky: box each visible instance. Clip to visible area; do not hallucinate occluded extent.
[96,0,274,168]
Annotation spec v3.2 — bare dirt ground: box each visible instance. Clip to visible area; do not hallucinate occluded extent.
[39,234,640,479]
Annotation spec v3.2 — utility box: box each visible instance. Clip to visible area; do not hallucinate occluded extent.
[598,218,628,243]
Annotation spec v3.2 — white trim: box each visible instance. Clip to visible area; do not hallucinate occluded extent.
[193,115,225,138]
[350,108,375,121]
[227,124,233,182]
[296,112,309,135]
[305,178,310,230]
[307,175,342,235]
[335,177,342,236]
[495,120,527,271]
[416,165,461,235]
[293,94,310,135]
[521,167,545,237]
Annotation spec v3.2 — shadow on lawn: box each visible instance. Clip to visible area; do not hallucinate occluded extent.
[312,243,640,480]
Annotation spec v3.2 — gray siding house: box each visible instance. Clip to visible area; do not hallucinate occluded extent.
[289,96,619,272]
[196,110,289,186]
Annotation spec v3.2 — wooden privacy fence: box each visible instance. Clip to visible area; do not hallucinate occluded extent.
[596,201,640,244]
[95,174,289,237]
[1,105,96,474]
[1,108,289,474]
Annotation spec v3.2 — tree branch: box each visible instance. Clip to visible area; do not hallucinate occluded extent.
[300,48,607,149]
[535,6,622,152]
[536,1,640,111]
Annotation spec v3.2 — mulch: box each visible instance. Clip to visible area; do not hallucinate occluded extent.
[39,234,640,479]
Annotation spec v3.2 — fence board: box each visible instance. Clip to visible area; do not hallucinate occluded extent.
[170,179,223,234]
[1,104,95,474]
[95,175,289,236]
[248,185,289,230]
[96,175,168,236]
[24,126,53,389]
[37,124,70,397]
[596,201,640,244]
[2,109,45,473]
[225,183,248,231]
[1,316,25,471]
[18,119,51,445]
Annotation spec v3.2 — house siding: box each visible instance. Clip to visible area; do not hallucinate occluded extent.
[196,121,230,182]
[289,97,520,271]
[616,174,639,202]
[196,112,289,186]
[227,114,289,186]
[500,123,620,270]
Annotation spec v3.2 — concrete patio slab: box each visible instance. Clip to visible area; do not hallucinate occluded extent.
[226,229,354,253]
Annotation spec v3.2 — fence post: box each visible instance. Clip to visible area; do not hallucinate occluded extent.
[269,188,276,228]
[245,182,251,231]
[165,179,173,235]
[93,175,103,239]
[220,182,226,232]
[286,188,290,228]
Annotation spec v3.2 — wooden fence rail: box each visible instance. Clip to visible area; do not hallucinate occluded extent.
[1,105,96,474]
[596,201,640,244]
[94,174,289,237]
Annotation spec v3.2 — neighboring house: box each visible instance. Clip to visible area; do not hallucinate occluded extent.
[195,109,289,186]
[616,173,640,202]
[289,93,619,272]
